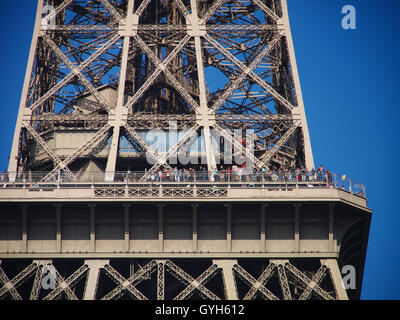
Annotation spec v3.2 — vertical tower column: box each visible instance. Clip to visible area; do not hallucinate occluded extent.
[124,204,130,252]
[213,260,238,300]
[55,204,62,253]
[329,203,335,252]
[192,204,198,252]
[21,205,27,253]
[105,0,135,181]
[8,0,44,181]
[279,0,314,169]
[261,204,267,252]
[89,204,96,252]
[294,203,300,252]
[83,260,109,300]
[189,0,216,171]
[226,204,232,252]
[323,259,349,300]
[158,204,164,252]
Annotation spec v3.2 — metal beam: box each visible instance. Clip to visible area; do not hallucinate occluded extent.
[101,261,157,300]
[83,260,109,300]
[8,0,45,179]
[141,124,200,181]
[213,260,238,300]
[105,0,134,182]
[43,264,89,300]
[166,260,221,300]
[24,122,77,181]
[323,259,349,300]
[279,0,315,169]
[284,261,335,300]
[174,264,219,300]
[205,33,284,113]
[233,262,278,300]
[0,263,37,300]
[274,260,292,300]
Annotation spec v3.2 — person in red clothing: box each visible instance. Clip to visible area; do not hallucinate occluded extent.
[317,165,324,181]
[326,169,331,185]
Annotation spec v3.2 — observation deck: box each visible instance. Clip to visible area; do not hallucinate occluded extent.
[0,171,368,210]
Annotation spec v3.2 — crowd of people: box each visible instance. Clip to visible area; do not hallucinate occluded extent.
[0,164,336,185]
[0,165,366,196]
[128,164,335,185]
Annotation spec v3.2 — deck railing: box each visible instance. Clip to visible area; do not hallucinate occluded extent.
[0,170,366,198]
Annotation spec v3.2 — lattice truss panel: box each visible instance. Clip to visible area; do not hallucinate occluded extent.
[9,0,314,181]
[93,185,228,197]
[0,259,345,300]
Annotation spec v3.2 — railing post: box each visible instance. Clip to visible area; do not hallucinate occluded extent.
[334,173,337,187]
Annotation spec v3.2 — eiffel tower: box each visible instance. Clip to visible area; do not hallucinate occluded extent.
[0,0,371,300]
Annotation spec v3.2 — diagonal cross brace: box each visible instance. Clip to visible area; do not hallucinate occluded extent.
[157,262,165,300]
[233,263,278,300]
[174,0,191,18]
[284,262,334,300]
[253,0,280,21]
[299,265,328,300]
[140,124,200,181]
[174,264,220,300]
[165,260,221,300]
[43,264,89,300]
[213,122,266,169]
[102,262,157,300]
[0,263,38,300]
[276,262,292,300]
[258,120,300,164]
[0,267,22,300]
[24,123,77,181]
[135,0,152,17]
[131,35,201,114]
[30,34,120,113]
[202,0,227,23]
[242,262,276,300]
[125,34,192,112]
[98,0,124,22]
[42,124,111,182]
[205,33,294,112]
[41,34,112,113]
[41,0,74,27]
[123,123,173,172]
[30,266,44,300]
[205,33,283,114]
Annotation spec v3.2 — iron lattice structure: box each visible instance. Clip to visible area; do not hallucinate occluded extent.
[8,0,314,182]
[0,0,372,302]
[0,258,350,300]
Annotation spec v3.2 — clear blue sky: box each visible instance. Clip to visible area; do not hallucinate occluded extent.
[0,1,399,300]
